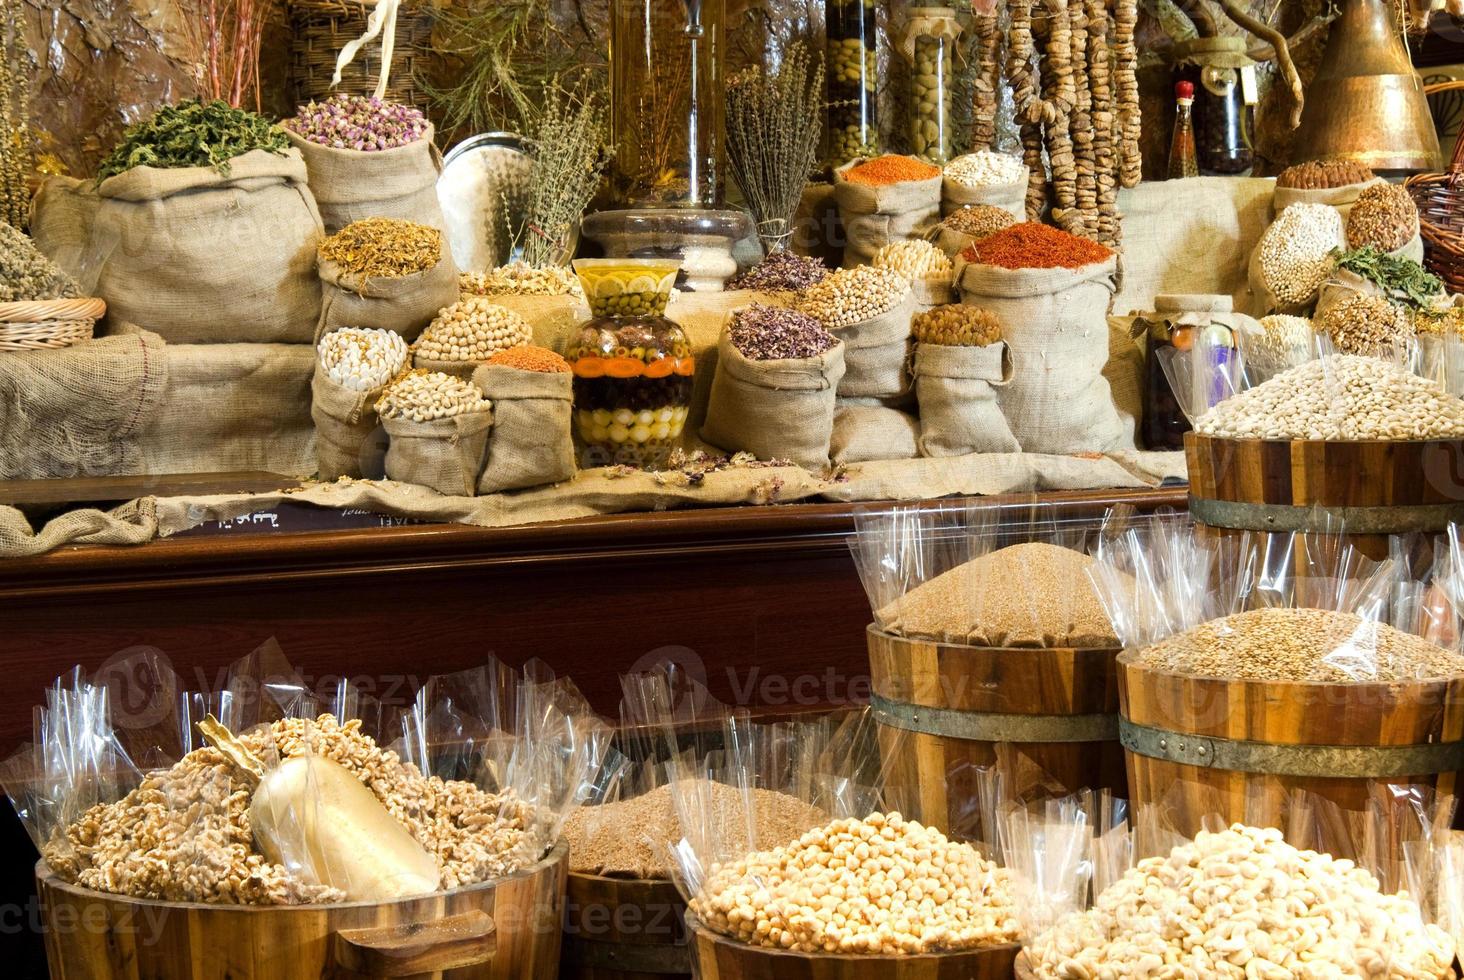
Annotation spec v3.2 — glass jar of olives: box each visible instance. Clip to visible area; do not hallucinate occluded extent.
[903,8,959,165]
[825,0,878,167]
[567,259,694,469]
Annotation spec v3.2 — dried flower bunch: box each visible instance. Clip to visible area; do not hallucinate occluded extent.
[729,304,838,360]
[1275,158,1375,189]
[728,252,829,292]
[319,218,442,279]
[287,94,428,151]
[0,223,80,302]
[97,99,288,180]
[517,82,611,268]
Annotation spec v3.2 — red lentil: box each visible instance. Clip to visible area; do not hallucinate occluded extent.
[486,345,571,373]
[963,222,1113,270]
[843,154,941,187]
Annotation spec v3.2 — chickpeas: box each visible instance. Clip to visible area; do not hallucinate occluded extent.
[416,298,533,362]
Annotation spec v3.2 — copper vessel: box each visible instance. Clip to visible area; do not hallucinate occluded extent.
[1290,0,1441,170]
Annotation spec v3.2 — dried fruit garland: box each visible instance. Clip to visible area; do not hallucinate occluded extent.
[971,12,1001,151]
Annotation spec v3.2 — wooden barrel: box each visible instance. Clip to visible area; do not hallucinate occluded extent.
[36,841,568,979]
[686,915,1019,979]
[561,872,689,980]
[868,626,1126,839]
[1121,653,1464,840]
[1185,432,1464,559]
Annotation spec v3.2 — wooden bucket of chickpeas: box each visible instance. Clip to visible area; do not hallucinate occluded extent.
[1119,606,1464,843]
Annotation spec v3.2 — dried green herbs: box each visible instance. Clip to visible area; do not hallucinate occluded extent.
[319,218,442,279]
[96,100,289,181]
[0,222,80,302]
[516,82,611,268]
[1331,246,1443,311]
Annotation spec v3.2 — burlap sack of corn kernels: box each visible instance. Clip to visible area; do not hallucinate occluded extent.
[701,326,846,471]
[316,250,460,343]
[285,126,446,235]
[941,177,1027,220]
[79,149,324,343]
[472,363,575,494]
[957,254,1130,453]
[829,292,918,400]
[912,341,1019,456]
[382,409,494,497]
[1272,176,1385,222]
[830,403,919,464]
[833,163,943,267]
[311,366,389,481]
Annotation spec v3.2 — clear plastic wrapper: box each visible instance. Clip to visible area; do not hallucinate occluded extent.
[848,498,1118,648]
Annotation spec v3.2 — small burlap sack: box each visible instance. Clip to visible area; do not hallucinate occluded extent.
[912,342,1019,456]
[830,404,920,463]
[472,363,576,493]
[830,292,917,400]
[89,149,324,343]
[957,254,1129,452]
[382,409,494,497]
[911,277,956,312]
[701,327,846,470]
[285,127,446,235]
[931,224,978,259]
[1273,176,1385,221]
[317,250,459,342]
[833,163,943,267]
[941,177,1027,220]
[311,367,388,480]
[411,356,482,380]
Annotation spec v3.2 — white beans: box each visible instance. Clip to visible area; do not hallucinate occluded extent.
[1257,203,1345,307]
[944,151,1028,188]
[318,327,409,392]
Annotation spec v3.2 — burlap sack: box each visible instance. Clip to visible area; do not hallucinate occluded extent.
[833,163,943,267]
[411,356,482,380]
[311,367,387,480]
[382,409,494,496]
[90,149,324,343]
[931,224,978,259]
[957,255,1129,452]
[472,363,576,493]
[912,277,956,311]
[317,251,459,341]
[1273,176,1385,221]
[831,292,917,400]
[912,342,1019,456]
[830,404,920,463]
[941,177,1027,219]
[700,328,846,470]
[1313,268,1383,323]
[285,127,445,235]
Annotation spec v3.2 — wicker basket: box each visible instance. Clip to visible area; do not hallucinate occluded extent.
[288,0,435,114]
[1406,80,1464,292]
[0,297,104,352]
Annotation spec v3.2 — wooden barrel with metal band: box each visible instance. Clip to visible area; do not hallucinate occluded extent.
[867,625,1126,840]
[1185,431,1464,560]
[561,871,691,980]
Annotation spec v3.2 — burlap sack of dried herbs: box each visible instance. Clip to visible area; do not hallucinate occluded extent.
[311,366,389,481]
[830,404,919,464]
[285,125,446,236]
[80,149,325,343]
[701,326,846,471]
[382,409,495,497]
[957,255,1129,453]
[831,292,918,400]
[316,222,460,342]
[833,163,943,268]
[472,363,576,494]
[913,342,1018,457]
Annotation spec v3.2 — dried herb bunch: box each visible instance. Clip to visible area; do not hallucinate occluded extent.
[96,100,288,181]
[0,0,27,230]
[1332,246,1444,311]
[516,82,612,268]
[184,0,275,110]
[725,45,825,252]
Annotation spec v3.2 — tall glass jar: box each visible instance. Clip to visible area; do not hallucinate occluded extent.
[609,0,726,207]
[567,260,694,468]
[1173,37,1256,175]
[904,7,959,164]
[825,0,878,167]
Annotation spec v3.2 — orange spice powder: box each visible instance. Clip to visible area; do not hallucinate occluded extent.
[842,154,942,186]
[963,222,1114,270]
[486,345,572,373]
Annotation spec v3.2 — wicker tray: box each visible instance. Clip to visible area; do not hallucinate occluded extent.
[0,297,105,352]
[288,0,434,114]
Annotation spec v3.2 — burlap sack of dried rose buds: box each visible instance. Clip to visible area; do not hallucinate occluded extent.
[702,329,846,471]
[472,363,575,494]
[311,365,388,481]
[913,341,1019,456]
[285,126,446,235]
[316,251,460,343]
[833,164,943,268]
[382,409,494,497]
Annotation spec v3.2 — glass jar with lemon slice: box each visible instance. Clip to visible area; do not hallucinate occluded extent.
[567,259,694,468]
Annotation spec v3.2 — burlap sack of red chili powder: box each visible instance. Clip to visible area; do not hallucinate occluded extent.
[833,161,943,268]
[956,254,1130,453]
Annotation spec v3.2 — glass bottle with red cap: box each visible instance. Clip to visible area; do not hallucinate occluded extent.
[1167,80,1199,180]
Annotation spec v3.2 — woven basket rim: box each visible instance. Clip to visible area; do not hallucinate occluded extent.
[0,297,105,322]
[0,318,95,352]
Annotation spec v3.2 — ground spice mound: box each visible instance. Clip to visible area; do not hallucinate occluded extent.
[487,345,571,373]
[1132,607,1464,682]
[46,715,536,904]
[877,541,1121,648]
[562,782,827,879]
[965,222,1113,270]
[843,154,941,186]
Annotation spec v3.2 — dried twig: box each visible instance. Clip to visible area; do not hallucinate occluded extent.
[517,81,612,268]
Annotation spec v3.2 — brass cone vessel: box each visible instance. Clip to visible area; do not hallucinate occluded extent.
[1290,0,1441,170]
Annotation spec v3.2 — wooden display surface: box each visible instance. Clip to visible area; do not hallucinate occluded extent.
[562,871,690,979]
[686,915,1020,979]
[35,842,568,979]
